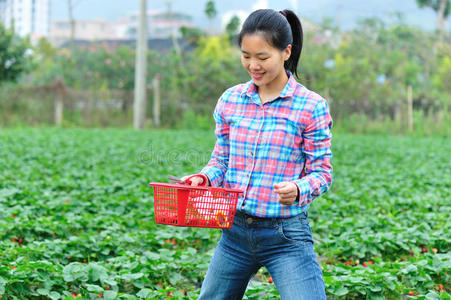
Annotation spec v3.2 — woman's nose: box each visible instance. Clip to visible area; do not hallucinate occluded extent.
[249,60,261,71]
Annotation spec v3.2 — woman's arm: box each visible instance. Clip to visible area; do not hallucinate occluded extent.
[294,98,333,205]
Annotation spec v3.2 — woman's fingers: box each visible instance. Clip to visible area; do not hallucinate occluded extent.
[274,182,298,205]
[180,175,204,186]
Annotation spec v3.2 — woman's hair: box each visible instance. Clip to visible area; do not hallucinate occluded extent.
[238,9,303,78]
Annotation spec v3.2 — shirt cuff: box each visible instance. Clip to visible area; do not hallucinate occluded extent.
[200,166,224,187]
[293,178,312,206]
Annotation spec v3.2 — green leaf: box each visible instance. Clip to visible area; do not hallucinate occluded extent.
[0,276,7,294]
[37,288,49,295]
[425,291,441,300]
[121,273,144,281]
[49,291,61,300]
[103,291,118,300]
[137,288,152,298]
[87,263,108,282]
[63,263,87,282]
[334,287,349,296]
[86,284,103,292]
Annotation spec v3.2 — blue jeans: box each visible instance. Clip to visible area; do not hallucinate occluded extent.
[198,210,326,300]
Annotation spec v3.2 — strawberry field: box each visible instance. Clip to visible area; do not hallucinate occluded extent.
[0,129,449,299]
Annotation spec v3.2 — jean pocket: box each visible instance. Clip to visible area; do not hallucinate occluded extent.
[278,217,313,245]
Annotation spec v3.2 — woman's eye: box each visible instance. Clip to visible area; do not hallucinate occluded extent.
[243,56,250,59]
[260,58,268,61]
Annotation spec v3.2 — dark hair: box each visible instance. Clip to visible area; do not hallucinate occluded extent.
[238,9,303,78]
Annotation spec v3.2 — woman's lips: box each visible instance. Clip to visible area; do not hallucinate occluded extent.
[251,72,264,80]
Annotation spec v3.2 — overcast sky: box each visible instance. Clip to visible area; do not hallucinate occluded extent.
[51,0,450,32]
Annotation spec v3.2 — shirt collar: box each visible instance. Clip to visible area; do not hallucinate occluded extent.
[241,70,298,101]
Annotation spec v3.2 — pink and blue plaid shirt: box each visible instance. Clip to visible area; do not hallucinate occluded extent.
[200,72,333,218]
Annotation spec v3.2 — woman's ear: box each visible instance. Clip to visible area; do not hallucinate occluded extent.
[284,44,292,61]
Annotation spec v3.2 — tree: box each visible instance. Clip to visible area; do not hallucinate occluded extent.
[204,0,217,33]
[180,26,205,45]
[415,0,450,33]
[0,23,31,83]
[225,15,241,39]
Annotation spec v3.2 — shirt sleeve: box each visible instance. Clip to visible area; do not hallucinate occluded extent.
[294,98,333,206]
[200,95,230,187]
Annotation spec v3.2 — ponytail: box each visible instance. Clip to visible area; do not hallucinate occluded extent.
[279,10,303,78]
[238,9,304,78]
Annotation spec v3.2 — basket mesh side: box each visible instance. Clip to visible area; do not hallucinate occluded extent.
[154,186,178,225]
[186,190,238,228]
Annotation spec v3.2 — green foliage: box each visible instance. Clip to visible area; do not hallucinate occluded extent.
[416,0,450,17]
[3,16,450,133]
[179,26,206,46]
[0,22,32,83]
[0,129,449,298]
[204,0,217,20]
[226,15,241,36]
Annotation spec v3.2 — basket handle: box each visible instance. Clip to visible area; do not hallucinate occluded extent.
[184,174,209,186]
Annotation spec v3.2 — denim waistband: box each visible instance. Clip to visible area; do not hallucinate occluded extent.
[233,210,305,227]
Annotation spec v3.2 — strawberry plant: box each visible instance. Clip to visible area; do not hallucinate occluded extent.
[0,129,449,299]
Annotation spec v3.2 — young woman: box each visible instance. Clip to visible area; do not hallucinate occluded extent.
[181,8,332,300]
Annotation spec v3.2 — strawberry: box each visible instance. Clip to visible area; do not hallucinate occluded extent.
[72,293,77,298]
[408,250,414,255]
[432,248,437,253]
[18,238,23,244]
[267,276,273,283]
[10,237,16,242]
[408,291,414,296]
[439,284,444,290]
[421,248,428,253]
[368,260,374,265]
[171,238,176,245]
[98,293,103,298]
[362,262,368,267]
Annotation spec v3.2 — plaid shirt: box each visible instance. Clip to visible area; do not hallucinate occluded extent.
[200,72,333,218]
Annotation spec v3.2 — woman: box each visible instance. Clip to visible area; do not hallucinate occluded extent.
[182,8,332,300]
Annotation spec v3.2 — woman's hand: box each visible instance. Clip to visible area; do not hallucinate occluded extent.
[273,182,299,205]
[181,174,210,186]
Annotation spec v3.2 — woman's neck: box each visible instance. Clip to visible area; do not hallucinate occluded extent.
[257,71,289,103]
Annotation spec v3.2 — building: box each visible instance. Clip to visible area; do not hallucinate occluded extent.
[114,10,195,40]
[48,9,195,46]
[50,18,115,46]
[0,0,50,40]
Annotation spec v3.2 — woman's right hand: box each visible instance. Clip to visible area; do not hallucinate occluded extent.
[181,174,210,186]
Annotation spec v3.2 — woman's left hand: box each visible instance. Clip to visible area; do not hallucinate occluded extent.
[273,182,299,206]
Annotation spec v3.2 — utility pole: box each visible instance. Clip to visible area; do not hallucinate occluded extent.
[166,0,181,55]
[133,0,148,130]
[67,0,75,52]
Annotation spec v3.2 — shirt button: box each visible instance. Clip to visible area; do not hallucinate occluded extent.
[246,218,253,224]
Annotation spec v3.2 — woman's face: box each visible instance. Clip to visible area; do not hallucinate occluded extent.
[240,33,291,89]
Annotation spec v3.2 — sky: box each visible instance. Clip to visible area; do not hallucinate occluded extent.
[51,0,450,32]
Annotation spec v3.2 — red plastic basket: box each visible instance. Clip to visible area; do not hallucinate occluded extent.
[149,175,243,229]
